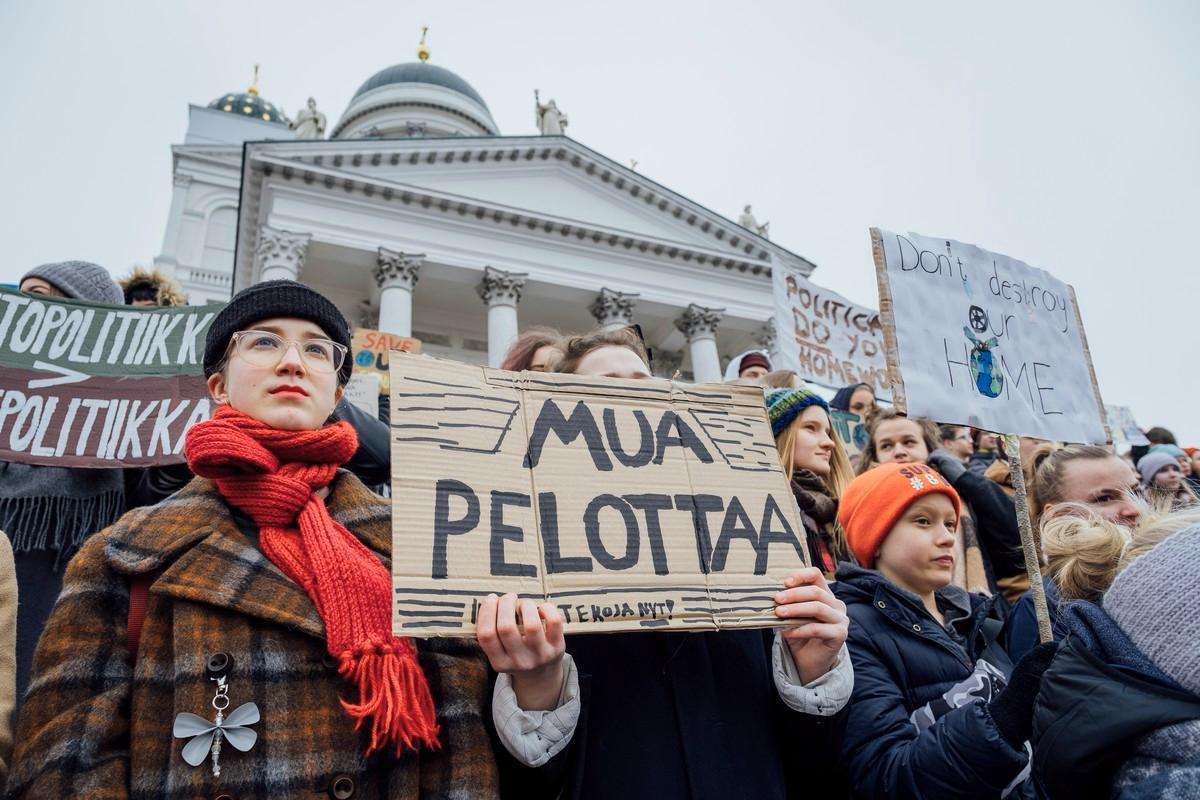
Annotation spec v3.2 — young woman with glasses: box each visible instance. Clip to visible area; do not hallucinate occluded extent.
[6,281,500,799]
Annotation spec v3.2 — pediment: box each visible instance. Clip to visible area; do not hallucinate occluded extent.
[241,136,815,274]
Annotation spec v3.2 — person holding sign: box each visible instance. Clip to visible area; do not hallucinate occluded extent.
[7,281,499,799]
[766,386,856,574]
[3,262,128,712]
[833,463,1055,799]
[478,326,854,800]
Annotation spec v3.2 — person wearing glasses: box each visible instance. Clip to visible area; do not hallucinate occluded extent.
[7,281,500,799]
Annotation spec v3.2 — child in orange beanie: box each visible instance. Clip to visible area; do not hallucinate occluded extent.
[831,462,1056,799]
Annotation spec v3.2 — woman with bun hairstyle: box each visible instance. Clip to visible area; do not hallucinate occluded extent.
[1007,445,1145,659]
[1030,506,1200,798]
[766,387,856,573]
[7,281,498,799]
[833,463,1054,799]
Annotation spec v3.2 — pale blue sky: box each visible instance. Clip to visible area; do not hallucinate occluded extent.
[2,1,1197,442]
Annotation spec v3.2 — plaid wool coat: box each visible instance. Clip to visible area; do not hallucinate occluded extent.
[5,472,499,800]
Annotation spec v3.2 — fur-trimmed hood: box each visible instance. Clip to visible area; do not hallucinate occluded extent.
[119,266,189,307]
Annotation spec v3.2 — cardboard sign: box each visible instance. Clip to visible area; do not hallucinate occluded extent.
[830,409,868,458]
[774,265,892,399]
[0,287,217,467]
[352,328,421,393]
[389,355,810,637]
[1106,404,1149,449]
[871,229,1108,445]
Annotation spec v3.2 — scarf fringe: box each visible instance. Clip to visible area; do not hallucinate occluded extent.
[339,641,441,756]
[0,490,124,559]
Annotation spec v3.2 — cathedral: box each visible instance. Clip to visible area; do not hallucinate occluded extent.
[154,40,815,381]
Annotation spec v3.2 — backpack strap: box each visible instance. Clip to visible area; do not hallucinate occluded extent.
[127,574,153,661]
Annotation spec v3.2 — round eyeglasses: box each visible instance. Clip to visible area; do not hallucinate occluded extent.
[227,330,348,374]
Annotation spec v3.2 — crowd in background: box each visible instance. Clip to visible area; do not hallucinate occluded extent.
[0,262,1197,798]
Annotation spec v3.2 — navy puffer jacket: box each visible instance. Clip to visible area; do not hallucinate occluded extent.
[833,565,1028,799]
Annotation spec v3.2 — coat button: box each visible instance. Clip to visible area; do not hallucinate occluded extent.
[876,600,886,609]
[328,773,356,799]
[912,624,922,632]
[207,652,233,677]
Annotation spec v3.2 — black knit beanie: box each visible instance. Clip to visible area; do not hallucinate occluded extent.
[204,280,353,385]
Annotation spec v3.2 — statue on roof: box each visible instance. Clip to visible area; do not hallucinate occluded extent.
[535,89,569,135]
[738,204,770,239]
[290,97,326,139]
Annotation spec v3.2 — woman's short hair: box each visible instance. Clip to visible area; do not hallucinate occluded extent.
[855,407,939,474]
[500,327,564,372]
[557,326,650,375]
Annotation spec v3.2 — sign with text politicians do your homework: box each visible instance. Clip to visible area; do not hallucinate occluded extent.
[871,229,1107,444]
[773,264,892,400]
[389,355,810,637]
[0,286,218,467]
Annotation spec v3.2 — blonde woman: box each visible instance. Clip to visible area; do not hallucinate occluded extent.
[766,387,856,573]
[1030,505,1200,798]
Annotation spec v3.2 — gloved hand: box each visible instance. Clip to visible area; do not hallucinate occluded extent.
[987,641,1058,747]
[927,448,967,483]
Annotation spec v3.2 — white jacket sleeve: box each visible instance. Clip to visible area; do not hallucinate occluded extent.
[772,633,853,716]
[491,653,581,768]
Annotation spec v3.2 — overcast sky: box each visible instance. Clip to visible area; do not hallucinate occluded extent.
[2,1,1197,443]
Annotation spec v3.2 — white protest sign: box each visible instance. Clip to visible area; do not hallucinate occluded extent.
[1105,404,1149,449]
[773,266,892,399]
[871,229,1107,444]
[343,373,380,418]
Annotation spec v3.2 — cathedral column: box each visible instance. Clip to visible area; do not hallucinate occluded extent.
[374,248,423,336]
[255,226,311,283]
[675,303,724,384]
[755,318,779,364]
[588,287,639,331]
[478,266,527,367]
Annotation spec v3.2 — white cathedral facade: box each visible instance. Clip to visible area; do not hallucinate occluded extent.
[153,49,815,381]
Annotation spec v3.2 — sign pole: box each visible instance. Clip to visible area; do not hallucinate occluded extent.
[1002,434,1053,644]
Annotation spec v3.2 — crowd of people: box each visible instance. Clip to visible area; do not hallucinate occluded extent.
[0,261,1197,798]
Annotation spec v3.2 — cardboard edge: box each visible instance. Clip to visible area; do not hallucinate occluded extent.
[870,227,908,413]
[1068,285,1111,446]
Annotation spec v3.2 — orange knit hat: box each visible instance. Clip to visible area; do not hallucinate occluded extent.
[837,462,962,568]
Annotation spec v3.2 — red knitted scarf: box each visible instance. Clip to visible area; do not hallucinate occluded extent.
[185,405,439,756]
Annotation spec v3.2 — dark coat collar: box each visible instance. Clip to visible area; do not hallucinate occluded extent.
[103,471,391,640]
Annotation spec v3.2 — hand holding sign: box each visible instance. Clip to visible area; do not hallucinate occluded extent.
[477,593,566,711]
[773,568,849,684]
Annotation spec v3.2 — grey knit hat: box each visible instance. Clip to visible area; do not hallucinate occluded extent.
[21,260,123,305]
[1104,523,1200,696]
[1137,452,1179,488]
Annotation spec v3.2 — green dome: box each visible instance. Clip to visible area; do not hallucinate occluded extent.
[351,62,490,111]
[208,91,288,125]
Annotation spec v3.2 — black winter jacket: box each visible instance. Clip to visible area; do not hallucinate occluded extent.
[492,629,849,800]
[833,566,1028,799]
[1032,635,1200,799]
